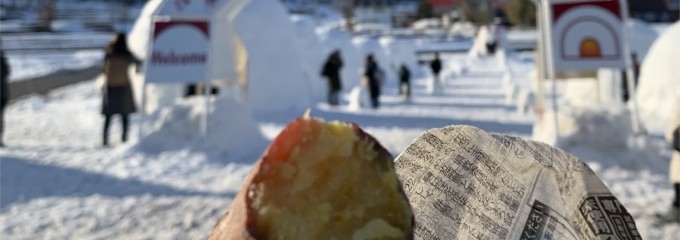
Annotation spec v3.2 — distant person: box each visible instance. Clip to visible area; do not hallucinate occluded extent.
[184,83,219,97]
[321,50,343,106]
[621,53,641,102]
[430,53,442,94]
[657,99,680,223]
[101,32,140,146]
[1,50,9,147]
[398,63,411,100]
[364,54,381,109]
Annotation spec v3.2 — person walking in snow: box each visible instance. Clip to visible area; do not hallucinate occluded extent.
[101,32,140,146]
[0,50,9,147]
[321,50,343,106]
[430,53,443,94]
[657,98,680,222]
[364,54,381,109]
[398,63,411,100]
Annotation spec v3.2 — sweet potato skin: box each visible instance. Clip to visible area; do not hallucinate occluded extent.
[209,117,413,240]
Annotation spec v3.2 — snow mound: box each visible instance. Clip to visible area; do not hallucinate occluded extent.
[233,0,312,114]
[137,97,267,159]
[346,85,371,110]
[533,105,632,149]
[468,26,491,59]
[636,21,680,132]
[127,0,312,115]
[290,15,327,101]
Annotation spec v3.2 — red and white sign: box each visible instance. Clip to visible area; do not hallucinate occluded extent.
[551,0,625,70]
[145,19,210,83]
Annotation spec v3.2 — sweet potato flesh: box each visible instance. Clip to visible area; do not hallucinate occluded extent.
[247,118,411,240]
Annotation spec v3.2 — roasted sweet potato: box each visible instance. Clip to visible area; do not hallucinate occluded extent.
[210,116,413,240]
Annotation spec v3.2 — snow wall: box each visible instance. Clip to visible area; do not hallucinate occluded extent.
[290,15,327,101]
[137,96,267,159]
[532,105,632,149]
[127,0,312,115]
[636,21,680,132]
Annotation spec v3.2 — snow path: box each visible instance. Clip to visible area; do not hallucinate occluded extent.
[1,56,678,239]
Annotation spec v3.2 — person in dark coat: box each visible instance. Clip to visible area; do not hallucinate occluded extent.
[1,50,9,147]
[102,32,140,146]
[321,50,343,105]
[398,63,411,100]
[430,52,442,81]
[364,54,381,109]
[429,53,443,95]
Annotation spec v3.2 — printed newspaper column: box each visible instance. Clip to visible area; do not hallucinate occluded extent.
[394,125,641,240]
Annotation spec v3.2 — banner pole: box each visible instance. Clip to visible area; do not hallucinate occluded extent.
[202,19,212,139]
[138,82,146,139]
[619,0,644,136]
[533,0,545,115]
[541,0,560,142]
[203,82,210,138]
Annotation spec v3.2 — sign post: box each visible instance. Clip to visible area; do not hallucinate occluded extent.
[618,0,644,135]
[541,0,560,142]
[540,0,638,141]
[140,17,211,139]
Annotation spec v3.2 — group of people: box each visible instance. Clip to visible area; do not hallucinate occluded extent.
[320,50,443,109]
[320,50,387,109]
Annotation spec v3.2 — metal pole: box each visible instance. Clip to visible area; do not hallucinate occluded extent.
[533,0,545,115]
[138,82,146,139]
[202,82,210,138]
[619,0,644,135]
[138,18,156,140]
[202,19,212,138]
[541,0,560,141]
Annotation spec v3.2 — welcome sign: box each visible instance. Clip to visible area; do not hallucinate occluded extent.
[550,0,626,70]
[145,19,210,83]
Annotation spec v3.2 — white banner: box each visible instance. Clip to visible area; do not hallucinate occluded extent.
[145,19,210,84]
[550,0,626,70]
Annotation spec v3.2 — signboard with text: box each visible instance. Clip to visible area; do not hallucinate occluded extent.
[145,19,210,83]
[551,0,626,70]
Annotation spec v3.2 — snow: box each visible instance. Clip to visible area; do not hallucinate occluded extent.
[233,0,312,115]
[2,6,680,239]
[626,19,660,61]
[137,96,267,159]
[290,15,328,101]
[636,21,680,133]
[5,50,104,82]
[533,105,632,149]
[127,0,313,115]
[378,37,421,77]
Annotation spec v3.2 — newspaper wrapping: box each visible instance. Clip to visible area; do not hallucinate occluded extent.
[395,125,641,240]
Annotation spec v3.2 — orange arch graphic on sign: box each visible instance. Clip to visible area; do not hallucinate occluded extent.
[579,37,601,58]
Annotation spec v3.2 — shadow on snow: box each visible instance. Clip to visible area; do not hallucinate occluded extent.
[0,156,233,210]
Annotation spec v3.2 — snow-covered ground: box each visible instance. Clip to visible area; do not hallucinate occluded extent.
[1,1,679,237]
[1,52,679,239]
